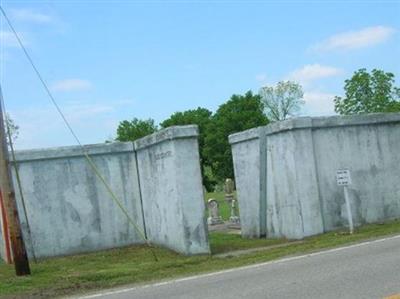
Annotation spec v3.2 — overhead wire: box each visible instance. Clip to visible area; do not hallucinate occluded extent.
[0,5,158,262]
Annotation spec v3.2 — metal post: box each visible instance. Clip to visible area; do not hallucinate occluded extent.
[343,185,354,234]
[0,84,30,275]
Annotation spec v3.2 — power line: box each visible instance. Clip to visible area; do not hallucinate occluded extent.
[0,5,157,261]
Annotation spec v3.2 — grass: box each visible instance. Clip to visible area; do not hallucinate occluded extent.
[1,219,400,298]
[209,232,289,254]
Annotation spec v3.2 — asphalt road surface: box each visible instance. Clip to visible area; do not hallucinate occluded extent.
[78,235,400,299]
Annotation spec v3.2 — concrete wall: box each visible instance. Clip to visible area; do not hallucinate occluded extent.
[0,125,210,262]
[230,127,265,238]
[229,113,400,239]
[10,142,145,259]
[134,126,210,255]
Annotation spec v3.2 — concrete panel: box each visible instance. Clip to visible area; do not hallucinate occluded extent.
[313,123,400,230]
[11,142,145,259]
[174,138,210,254]
[266,131,304,239]
[230,127,263,238]
[230,113,400,240]
[135,126,210,255]
[292,129,323,237]
[266,128,323,239]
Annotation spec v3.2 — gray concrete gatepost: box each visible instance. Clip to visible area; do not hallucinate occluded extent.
[134,125,210,255]
[229,127,266,238]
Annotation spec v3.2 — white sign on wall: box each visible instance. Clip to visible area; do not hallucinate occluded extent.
[336,169,352,186]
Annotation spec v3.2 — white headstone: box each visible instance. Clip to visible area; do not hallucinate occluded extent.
[207,198,223,225]
[229,198,240,224]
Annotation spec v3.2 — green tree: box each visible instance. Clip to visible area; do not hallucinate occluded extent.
[259,81,304,121]
[160,107,212,154]
[116,118,157,141]
[5,114,19,142]
[334,68,400,115]
[160,107,214,190]
[204,91,269,181]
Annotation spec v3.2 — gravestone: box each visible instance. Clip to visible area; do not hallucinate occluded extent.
[229,198,240,224]
[207,199,223,225]
[224,178,240,224]
[224,178,235,204]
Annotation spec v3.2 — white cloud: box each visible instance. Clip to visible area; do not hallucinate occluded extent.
[303,91,336,115]
[51,79,93,92]
[10,9,53,23]
[312,26,396,52]
[287,64,342,85]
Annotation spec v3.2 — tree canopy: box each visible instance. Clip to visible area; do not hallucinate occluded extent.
[334,69,400,115]
[5,114,19,142]
[116,118,157,142]
[260,81,304,121]
[204,91,269,181]
[160,107,212,159]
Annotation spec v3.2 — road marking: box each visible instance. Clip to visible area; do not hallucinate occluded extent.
[76,234,400,299]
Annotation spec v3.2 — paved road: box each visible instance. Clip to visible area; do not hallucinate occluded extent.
[79,235,400,299]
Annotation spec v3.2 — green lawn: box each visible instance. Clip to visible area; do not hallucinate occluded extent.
[209,232,289,254]
[1,219,400,298]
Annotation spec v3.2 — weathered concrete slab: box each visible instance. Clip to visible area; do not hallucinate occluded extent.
[10,142,145,259]
[134,125,210,255]
[230,113,400,239]
[230,127,265,238]
[313,121,400,230]
[265,127,323,239]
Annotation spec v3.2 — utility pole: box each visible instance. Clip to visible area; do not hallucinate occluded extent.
[0,84,30,276]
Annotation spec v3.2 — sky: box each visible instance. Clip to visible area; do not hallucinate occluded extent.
[0,0,399,149]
